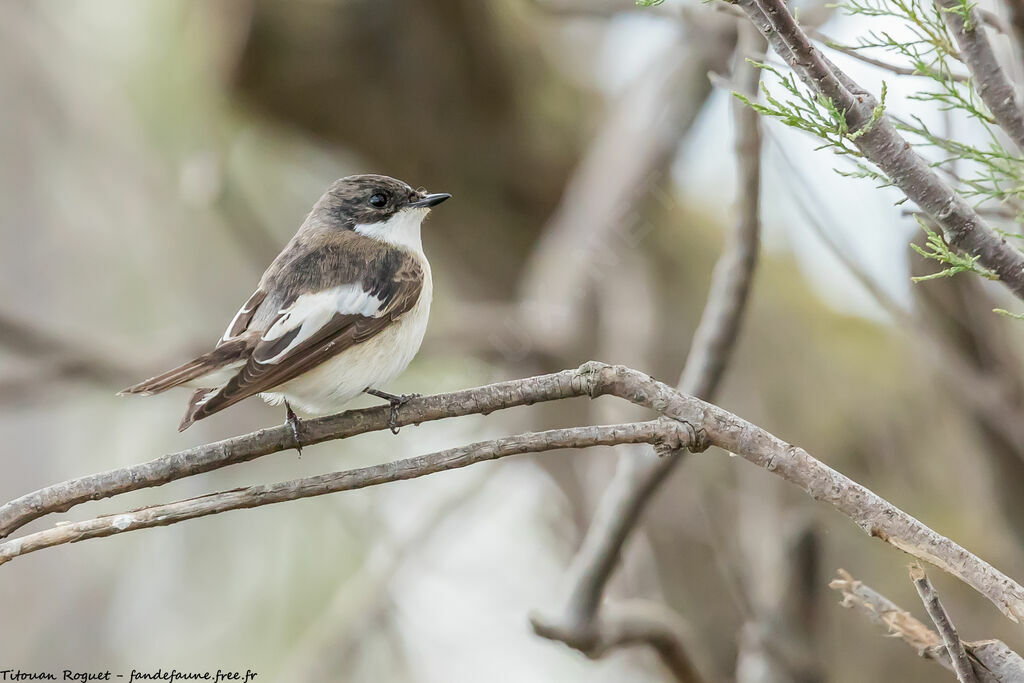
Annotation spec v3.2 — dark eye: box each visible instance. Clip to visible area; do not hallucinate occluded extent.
[369,193,388,208]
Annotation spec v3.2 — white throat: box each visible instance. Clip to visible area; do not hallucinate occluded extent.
[354,207,429,255]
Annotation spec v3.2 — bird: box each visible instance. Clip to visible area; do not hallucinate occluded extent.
[119,174,450,442]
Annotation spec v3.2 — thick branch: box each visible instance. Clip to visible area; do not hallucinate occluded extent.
[4,363,1024,625]
[912,563,980,683]
[935,0,1024,151]
[0,421,693,567]
[735,0,1024,300]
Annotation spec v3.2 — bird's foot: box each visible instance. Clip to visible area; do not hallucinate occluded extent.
[365,389,421,434]
[285,400,303,456]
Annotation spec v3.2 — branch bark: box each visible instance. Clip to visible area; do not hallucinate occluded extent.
[6,363,1024,627]
[911,563,980,683]
[935,0,1024,151]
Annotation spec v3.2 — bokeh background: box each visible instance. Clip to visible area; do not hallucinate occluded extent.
[2,0,1024,681]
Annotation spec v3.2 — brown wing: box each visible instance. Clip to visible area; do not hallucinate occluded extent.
[180,255,423,428]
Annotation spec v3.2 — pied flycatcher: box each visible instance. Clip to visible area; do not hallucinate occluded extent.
[120,174,450,436]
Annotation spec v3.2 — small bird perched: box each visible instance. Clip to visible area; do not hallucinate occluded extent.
[120,174,450,439]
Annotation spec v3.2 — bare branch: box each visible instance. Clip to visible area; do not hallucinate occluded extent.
[912,563,981,683]
[735,0,1024,300]
[5,363,1024,625]
[831,569,1024,682]
[532,600,707,683]
[0,367,590,539]
[532,21,766,659]
[679,22,764,398]
[0,420,695,567]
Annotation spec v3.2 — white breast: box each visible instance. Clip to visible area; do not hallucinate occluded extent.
[261,257,433,415]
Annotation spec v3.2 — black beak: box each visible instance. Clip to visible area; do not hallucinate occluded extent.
[409,192,451,209]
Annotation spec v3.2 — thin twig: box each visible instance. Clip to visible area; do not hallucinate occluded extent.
[679,21,764,397]
[806,27,970,82]
[912,563,981,683]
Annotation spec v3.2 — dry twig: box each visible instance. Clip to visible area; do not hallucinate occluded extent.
[911,563,980,683]
[531,21,765,671]
[831,569,1024,682]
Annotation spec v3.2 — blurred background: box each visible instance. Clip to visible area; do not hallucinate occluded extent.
[2,0,1024,681]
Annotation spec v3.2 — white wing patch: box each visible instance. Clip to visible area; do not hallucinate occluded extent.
[258,284,384,364]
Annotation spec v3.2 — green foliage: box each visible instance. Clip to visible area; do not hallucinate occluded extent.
[831,0,1024,215]
[635,0,666,5]
[733,62,886,158]
[942,0,976,30]
[994,308,1024,320]
[909,217,996,281]
[841,0,958,57]
[736,0,1024,303]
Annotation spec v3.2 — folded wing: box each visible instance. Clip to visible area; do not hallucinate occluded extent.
[179,256,423,430]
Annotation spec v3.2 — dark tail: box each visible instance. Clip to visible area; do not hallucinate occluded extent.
[118,335,256,397]
[178,388,218,432]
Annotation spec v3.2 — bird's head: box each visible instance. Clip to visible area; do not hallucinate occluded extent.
[307,174,450,251]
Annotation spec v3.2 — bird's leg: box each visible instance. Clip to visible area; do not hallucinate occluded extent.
[365,388,421,434]
[284,400,303,455]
